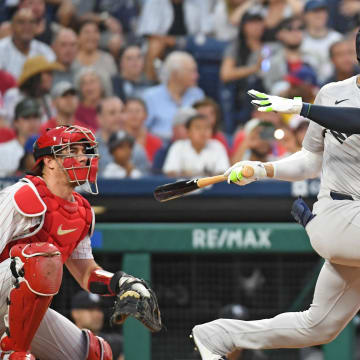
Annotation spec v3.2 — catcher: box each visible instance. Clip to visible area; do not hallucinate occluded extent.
[0,125,162,360]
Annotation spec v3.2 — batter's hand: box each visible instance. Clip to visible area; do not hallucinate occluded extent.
[248,89,303,114]
[224,161,267,186]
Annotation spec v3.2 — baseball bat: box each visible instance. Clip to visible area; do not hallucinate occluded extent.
[153,165,254,202]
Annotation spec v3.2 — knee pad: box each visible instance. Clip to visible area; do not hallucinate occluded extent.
[83,330,113,360]
[1,243,63,355]
[10,243,63,296]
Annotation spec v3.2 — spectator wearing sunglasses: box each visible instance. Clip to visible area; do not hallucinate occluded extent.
[262,17,315,96]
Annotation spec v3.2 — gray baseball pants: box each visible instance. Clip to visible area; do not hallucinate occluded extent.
[193,196,360,356]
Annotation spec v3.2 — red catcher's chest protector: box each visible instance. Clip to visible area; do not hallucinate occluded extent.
[1,176,94,263]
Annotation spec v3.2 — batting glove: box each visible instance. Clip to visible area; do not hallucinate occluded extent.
[248,89,303,114]
[224,161,267,186]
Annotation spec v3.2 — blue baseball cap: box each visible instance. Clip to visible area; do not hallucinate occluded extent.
[304,0,327,12]
[285,64,318,87]
[24,135,39,154]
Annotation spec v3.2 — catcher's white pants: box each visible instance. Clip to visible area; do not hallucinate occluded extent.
[0,258,87,360]
[193,196,360,356]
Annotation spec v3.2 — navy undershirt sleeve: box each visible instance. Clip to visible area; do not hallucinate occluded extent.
[300,103,360,134]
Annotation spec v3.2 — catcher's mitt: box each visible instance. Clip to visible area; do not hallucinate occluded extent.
[111,278,162,333]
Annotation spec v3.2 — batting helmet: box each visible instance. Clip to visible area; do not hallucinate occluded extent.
[33,125,99,194]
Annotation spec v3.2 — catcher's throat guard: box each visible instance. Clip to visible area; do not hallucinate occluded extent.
[33,125,99,194]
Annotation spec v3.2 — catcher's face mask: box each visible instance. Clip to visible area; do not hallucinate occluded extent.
[33,125,99,194]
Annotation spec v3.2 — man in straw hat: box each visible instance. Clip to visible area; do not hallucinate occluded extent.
[3,55,64,123]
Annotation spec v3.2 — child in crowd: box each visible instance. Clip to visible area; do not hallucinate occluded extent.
[103,130,142,179]
[163,113,229,178]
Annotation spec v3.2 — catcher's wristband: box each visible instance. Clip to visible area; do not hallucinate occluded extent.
[88,268,125,296]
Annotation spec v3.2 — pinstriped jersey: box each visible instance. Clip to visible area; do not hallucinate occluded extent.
[0,180,93,261]
[303,76,360,198]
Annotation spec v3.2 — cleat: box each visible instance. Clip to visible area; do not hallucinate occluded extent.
[190,330,225,360]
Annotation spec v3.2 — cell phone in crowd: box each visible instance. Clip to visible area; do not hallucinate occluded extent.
[259,122,275,141]
[261,45,271,73]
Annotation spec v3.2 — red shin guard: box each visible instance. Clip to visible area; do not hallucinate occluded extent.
[0,243,62,356]
[83,330,113,360]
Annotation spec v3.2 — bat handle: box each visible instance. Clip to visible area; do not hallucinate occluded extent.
[196,165,255,188]
[197,175,227,188]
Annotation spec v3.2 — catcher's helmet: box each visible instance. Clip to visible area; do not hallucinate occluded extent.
[33,125,99,194]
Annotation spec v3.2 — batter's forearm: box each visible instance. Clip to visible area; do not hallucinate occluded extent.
[301,103,360,133]
[266,148,322,182]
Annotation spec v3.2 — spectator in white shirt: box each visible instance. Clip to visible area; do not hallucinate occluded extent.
[212,0,258,42]
[137,0,212,81]
[103,130,142,179]
[163,113,229,178]
[301,0,342,83]
[0,8,55,79]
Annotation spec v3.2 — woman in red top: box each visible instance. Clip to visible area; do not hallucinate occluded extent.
[74,68,106,131]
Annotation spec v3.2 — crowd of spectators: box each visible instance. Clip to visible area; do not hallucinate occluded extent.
[0,0,359,180]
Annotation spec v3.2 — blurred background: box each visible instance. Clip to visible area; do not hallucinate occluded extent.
[0,0,360,359]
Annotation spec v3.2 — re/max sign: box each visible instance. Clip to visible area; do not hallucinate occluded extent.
[192,228,272,249]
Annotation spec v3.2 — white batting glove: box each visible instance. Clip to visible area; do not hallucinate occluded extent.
[248,89,303,114]
[224,161,267,186]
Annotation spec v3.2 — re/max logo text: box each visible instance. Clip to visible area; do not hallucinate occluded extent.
[192,228,272,249]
